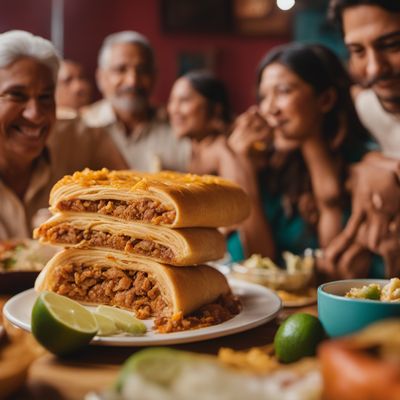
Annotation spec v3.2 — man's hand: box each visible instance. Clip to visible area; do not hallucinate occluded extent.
[322,157,400,278]
[350,161,400,250]
[322,239,372,280]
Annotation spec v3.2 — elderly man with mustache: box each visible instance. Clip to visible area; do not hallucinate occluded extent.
[81,31,191,172]
[323,1,400,279]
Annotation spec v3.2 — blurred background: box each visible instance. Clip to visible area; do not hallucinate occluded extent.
[0,0,345,114]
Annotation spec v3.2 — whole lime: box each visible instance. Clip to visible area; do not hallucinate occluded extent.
[274,313,325,363]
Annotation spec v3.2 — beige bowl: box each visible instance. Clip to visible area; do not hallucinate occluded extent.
[231,263,313,291]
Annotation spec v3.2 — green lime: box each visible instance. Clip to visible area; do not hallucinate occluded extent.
[115,348,183,392]
[31,291,98,356]
[95,305,147,335]
[274,313,325,363]
[93,312,119,336]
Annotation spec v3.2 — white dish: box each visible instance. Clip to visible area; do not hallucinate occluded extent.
[282,296,317,308]
[3,279,281,346]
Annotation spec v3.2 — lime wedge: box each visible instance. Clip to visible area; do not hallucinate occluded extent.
[93,312,119,336]
[115,348,184,391]
[114,348,223,393]
[31,291,98,356]
[95,305,147,335]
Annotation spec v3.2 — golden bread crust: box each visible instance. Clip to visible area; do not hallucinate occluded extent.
[49,169,250,228]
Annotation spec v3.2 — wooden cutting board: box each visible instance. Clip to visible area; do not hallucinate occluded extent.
[28,355,120,400]
[0,319,42,399]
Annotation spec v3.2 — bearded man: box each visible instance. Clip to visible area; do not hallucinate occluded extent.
[82,31,190,172]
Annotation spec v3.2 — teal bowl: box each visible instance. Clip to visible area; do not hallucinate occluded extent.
[318,279,400,337]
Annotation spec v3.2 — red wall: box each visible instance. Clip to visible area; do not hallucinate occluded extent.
[0,0,51,37]
[0,0,289,113]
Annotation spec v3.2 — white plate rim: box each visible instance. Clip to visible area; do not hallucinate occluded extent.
[3,279,281,346]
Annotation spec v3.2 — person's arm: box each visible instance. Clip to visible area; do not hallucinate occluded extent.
[217,107,276,259]
[299,135,373,280]
[219,145,276,259]
[345,160,400,249]
[301,135,343,247]
[323,158,400,279]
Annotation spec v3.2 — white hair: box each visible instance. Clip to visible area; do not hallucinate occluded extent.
[97,30,154,69]
[0,30,60,82]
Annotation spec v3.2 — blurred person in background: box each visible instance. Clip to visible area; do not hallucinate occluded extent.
[55,59,92,117]
[223,43,375,279]
[168,69,233,175]
[326,0,400,277]
[0,30,127,240]
[81,31,190,172]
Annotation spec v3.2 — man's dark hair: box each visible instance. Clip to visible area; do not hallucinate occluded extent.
[329,0,400,32]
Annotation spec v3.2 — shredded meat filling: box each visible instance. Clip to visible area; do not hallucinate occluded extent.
[53,263,168,319]
[51,264,242,333]
[154,293,242,333]
[43,224,175,262]
[57,199,176,225]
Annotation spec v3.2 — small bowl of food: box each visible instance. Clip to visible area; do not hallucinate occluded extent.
[231,251,315,292]
[318,278,400,338]
[0,239,58,293]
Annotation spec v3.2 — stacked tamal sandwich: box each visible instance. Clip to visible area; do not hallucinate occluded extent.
[34,169,250,332]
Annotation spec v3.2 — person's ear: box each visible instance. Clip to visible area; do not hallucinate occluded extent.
[318,87,337,113]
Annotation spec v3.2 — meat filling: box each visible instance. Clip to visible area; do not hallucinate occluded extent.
[57,199,176,225]
[154,293,242,333]
[52,263,168,319]
[42,224,175,262]
[51,263,242,333]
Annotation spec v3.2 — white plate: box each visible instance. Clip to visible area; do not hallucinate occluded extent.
[3,279,281,346]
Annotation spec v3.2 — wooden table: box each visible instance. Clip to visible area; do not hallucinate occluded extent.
[0,294,316,400]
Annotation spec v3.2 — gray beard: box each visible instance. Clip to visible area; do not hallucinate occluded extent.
[110,95,148,114]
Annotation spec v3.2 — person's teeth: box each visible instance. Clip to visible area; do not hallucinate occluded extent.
[19,128,42,138]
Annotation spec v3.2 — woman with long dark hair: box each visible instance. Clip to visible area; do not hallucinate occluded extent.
[226,43,374,278]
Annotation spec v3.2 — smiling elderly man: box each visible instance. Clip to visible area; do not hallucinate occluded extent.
[0,30,127,240]
[81,31,191,172]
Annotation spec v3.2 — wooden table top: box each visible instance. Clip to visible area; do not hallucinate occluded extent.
[0,293,317,400]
